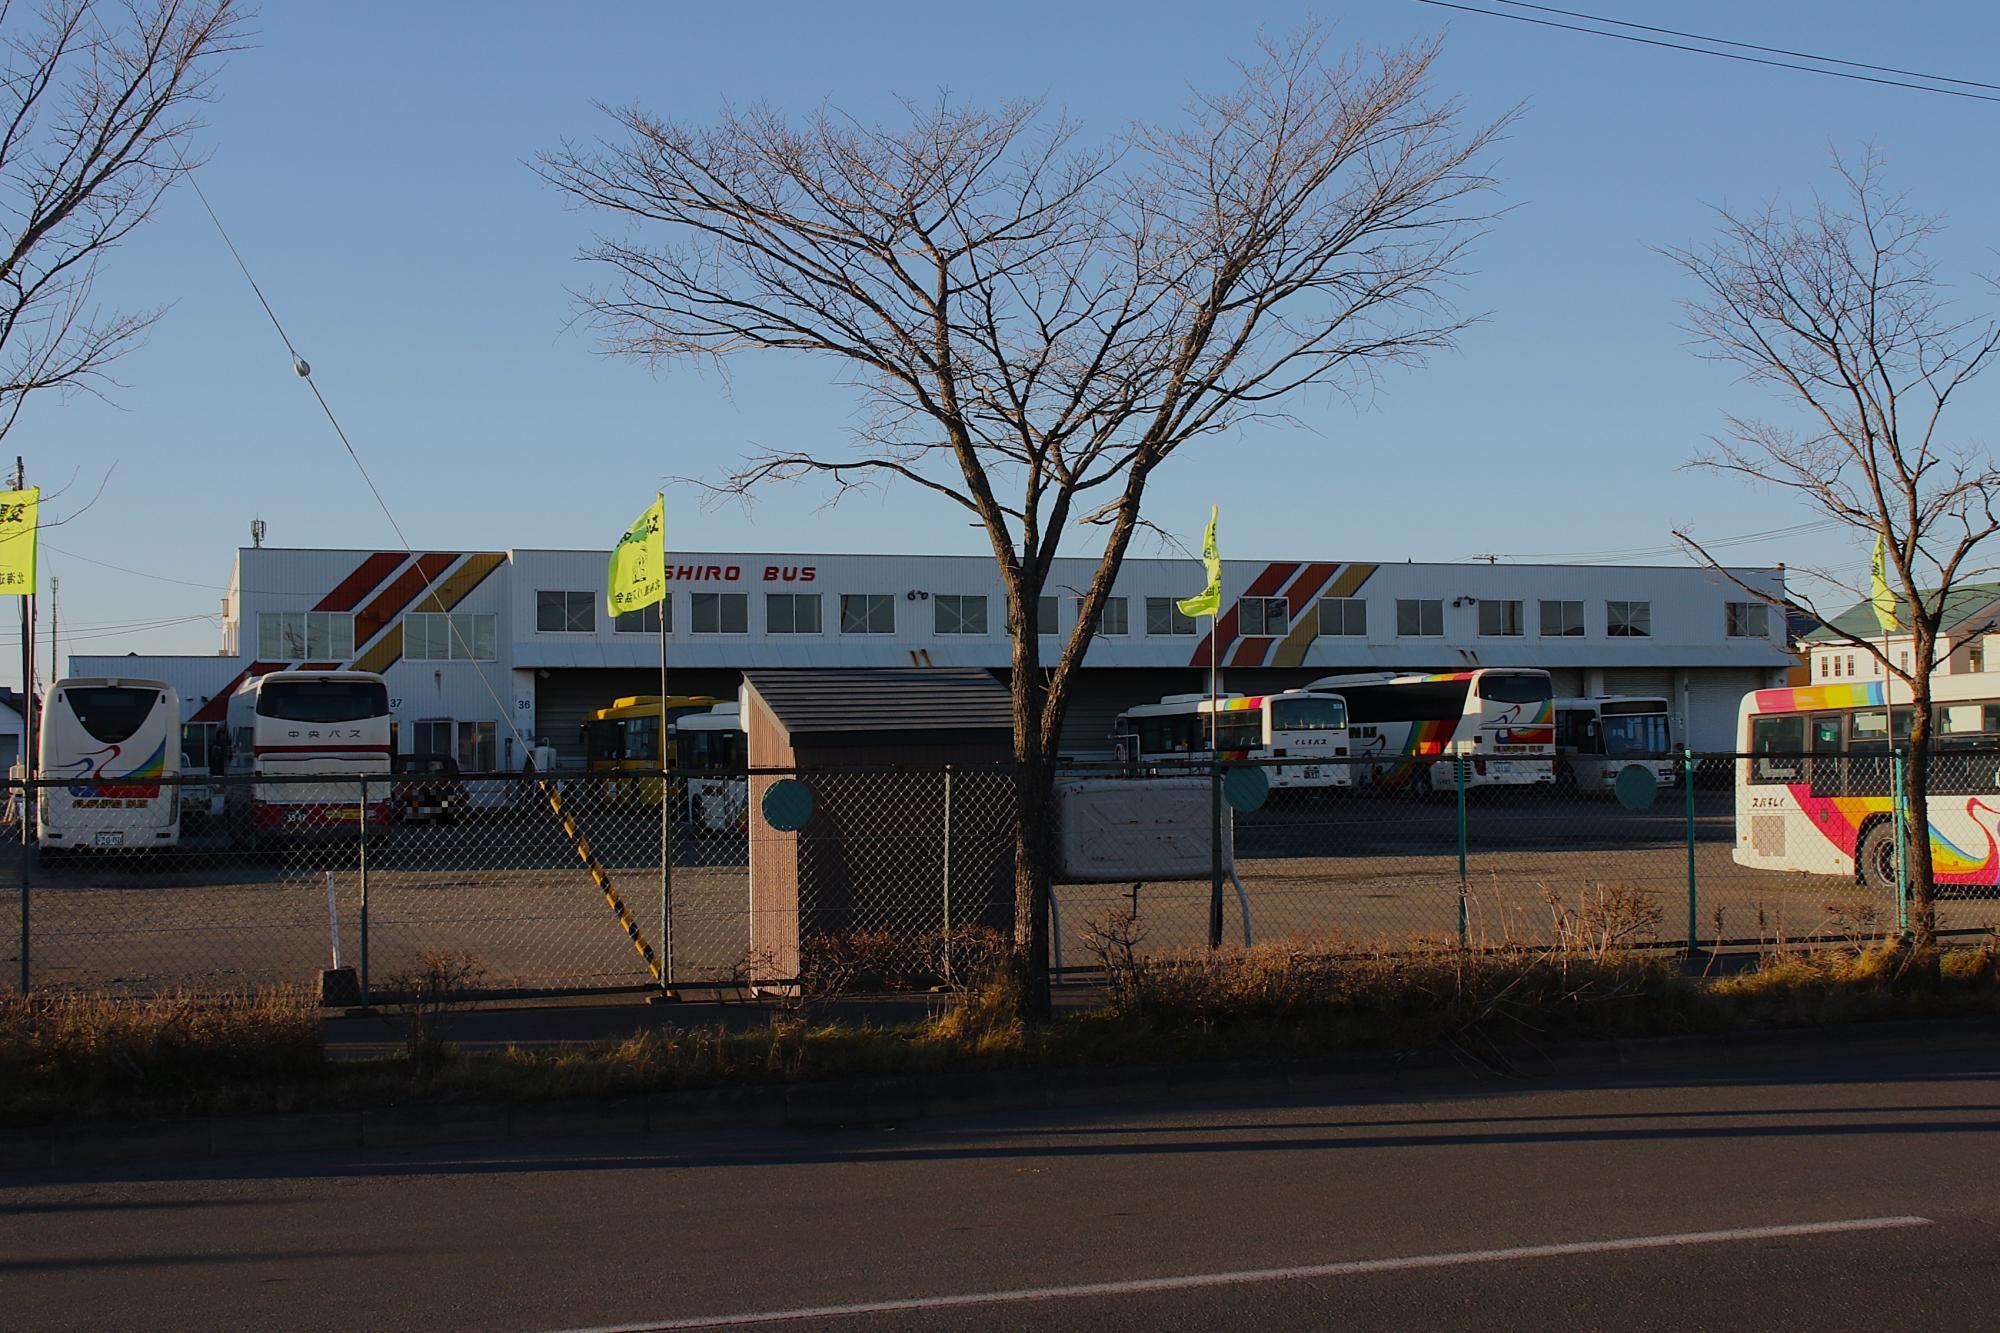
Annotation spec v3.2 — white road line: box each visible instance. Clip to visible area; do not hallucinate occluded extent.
[560,1215,1932,1331]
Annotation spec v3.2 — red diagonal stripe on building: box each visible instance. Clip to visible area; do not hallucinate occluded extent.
[314,552,405,613]
[1188,561,1298,668]
[1236,561,1342,667]
[188,661,288,723]
[353,552,459,647]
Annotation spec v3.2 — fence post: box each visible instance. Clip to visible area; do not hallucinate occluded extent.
[940,766,953,985]
[1684,747,1697,954]
[1454,751,1469,949]
[1892,748,1909,936]
[1209,757,1224,950]
[357,777,370,1003]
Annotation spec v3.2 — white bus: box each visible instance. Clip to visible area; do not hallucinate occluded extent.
[222,671,393,844]
[37,677,181,852]
[1553,695,1679,794]
[1734,676,2000,893]
[1112,689,1354,788]
[673,702,747,833]
[1307,669,1555,793]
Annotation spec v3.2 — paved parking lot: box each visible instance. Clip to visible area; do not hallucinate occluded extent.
[5,789,1995,995]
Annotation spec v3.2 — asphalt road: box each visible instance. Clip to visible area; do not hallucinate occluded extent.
[3,1040,1998,1330]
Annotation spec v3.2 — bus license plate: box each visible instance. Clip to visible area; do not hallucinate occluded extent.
[1301,766,1320,779]
[94,831,124,847]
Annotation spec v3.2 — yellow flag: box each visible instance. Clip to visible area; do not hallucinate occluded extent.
[1870,531,1897,633]
[0,487,37,596]
[607,493,665,617]
[1176,505,1221,619]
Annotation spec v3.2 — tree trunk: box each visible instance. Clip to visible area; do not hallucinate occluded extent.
[1006,581,1055,1020]
[1903,671,1938,953]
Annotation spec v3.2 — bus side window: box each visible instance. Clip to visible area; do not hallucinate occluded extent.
[1750,714,1803,784]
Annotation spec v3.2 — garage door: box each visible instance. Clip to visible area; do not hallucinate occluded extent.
[1600,668,1676,698]
[1684,669,1773,754]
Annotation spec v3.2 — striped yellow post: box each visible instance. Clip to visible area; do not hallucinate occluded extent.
[538,778,663,983]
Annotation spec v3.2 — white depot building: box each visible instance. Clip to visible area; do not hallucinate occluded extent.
[75,545,1794,767]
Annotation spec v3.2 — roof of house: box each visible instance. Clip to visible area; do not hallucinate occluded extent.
[1804,582,2000,643]
[742,668,1014,738]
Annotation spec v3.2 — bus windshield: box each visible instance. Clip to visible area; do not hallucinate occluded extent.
[257,680,388,724]
[65,686,160,743]
[681,729,744,770]
[1478,674,1553,704]
[1270,697,1345,731]
[1601,713,1670,756]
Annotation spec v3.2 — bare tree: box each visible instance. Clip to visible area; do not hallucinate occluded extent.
[0,0,244,440]
[1667,151,2000,953]
[540,26,1507,1014]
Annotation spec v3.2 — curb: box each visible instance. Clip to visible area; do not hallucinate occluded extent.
[6,1013,1997,1172]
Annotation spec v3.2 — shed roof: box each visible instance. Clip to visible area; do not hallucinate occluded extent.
[743,668,1014,737]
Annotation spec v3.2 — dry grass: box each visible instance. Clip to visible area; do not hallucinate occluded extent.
[0,987,323,1122]
[6,935,2000,1127]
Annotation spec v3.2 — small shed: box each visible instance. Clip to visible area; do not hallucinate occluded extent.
[741,669,1017,986]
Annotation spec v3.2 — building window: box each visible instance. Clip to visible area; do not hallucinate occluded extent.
[1478,599,1525,637]
[1146,597,1196,636]
[457,720,496,773]
[404,612,496,661]
[767,592,822,635]
[934,594,987,635]
[1078,596,1129,636]
[840,593,895,635]
[256,611,355,660]
[1317,597,1366,637]
[1539,600,1584,637]
[537,590,596,634]
[414,719,452,756]
[1725,602,1768,638]
[1238,596,1288,636]
[1606,600,1651,638]
[692,592,748,635]
[614,601,669,634]
[1397,598,1444,637]
[1971,642,1985,674]
[1037,594,1058,636]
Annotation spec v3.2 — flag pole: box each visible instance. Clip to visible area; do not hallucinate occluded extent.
[1208,612,1218,751]
[656,490,674,1000]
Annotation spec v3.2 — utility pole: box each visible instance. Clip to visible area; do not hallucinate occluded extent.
[46,575,56,692]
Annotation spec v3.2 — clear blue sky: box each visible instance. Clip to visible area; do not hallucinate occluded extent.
[19,1,2000,686]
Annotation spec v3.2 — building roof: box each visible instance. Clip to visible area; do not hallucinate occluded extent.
[1804,583,2000,643]
[743,668,1014,737]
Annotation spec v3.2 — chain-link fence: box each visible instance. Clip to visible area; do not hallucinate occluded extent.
[4,753,1997,998]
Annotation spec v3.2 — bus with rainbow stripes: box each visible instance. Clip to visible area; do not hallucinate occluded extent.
[1307,669,1556,793]
[1735,675,2000,893]
[1112,689,1354,789]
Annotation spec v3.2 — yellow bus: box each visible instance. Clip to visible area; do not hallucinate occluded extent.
[580,694,722,805]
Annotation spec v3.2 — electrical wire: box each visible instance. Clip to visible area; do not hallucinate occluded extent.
[188,175,535,755]
[1414,0,2000,105]
[1489,1,2000,92]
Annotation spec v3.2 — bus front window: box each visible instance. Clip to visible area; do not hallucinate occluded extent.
[1270,697,1346,731]
[1600,713,1669,756]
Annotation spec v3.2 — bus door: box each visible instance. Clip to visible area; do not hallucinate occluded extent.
[1808,714,1846,798]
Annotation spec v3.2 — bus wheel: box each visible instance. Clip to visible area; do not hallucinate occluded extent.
[1856,821,1899,894]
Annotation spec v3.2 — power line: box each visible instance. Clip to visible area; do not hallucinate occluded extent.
[189,174,534,757]
[1414,0,2000,105]
[1490,1,2000,93]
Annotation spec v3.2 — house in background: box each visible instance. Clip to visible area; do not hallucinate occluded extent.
[1803,584,2000,682]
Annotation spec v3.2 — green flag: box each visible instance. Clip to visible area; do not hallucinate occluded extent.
[1176,505,1221,619]
[607,493,666,618]
[1870,532,1898,633]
